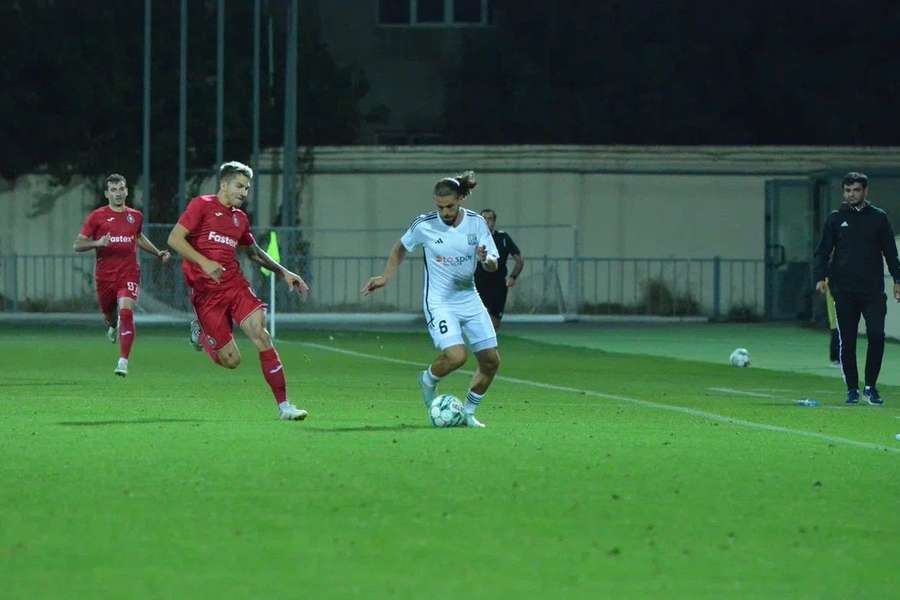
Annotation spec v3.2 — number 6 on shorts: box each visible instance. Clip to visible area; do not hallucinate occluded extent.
[427,310,463,350]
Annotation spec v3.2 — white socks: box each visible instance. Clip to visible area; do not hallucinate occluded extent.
[422,366,440,388]
[465,390,484,415]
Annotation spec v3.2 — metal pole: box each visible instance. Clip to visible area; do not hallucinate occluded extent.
[252,0,261,227]
[571,226,579,317]
[142,0,152,223]
[282,0,298,227]
[178,0,188,213]
[216,0,225,171]
[713,256,721,320]
[268,3,274,94]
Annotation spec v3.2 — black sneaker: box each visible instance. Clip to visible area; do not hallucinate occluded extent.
[846,389,860,405]
[863,386,883,406]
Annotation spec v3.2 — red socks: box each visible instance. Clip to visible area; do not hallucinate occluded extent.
[118,308,135,359]
[259,348,287,404]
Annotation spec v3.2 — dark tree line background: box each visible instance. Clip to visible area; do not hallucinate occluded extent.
[448,0,900,144]
[0,0,379,222]
[3,1,900,222]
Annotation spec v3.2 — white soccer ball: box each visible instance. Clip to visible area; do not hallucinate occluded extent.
[729,348,751,367]
[429,394,466,428]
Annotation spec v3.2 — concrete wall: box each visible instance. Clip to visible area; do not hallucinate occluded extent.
[298,171,765,258]
[1,175,99,255]
[5,146,900,316]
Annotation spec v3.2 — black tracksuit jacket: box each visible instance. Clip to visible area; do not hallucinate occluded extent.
[813,203,900,295]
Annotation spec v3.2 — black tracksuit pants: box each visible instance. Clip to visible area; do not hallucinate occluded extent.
[833,291,887,390]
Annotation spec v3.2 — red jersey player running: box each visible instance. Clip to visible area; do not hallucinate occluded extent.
[167,161,311,421]
[74,173,172,377]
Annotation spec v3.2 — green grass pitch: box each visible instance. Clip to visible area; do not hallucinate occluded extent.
[1,323,898,598]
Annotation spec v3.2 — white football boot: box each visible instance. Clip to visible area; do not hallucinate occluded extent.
[419,370,436,408]
[279,401,308,421]
[189,318,203,351]
[114,358,128,377]
[107,324,118,343]
[465,413,486,428]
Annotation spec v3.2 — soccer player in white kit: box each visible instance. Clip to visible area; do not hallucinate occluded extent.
[361,171,501,427]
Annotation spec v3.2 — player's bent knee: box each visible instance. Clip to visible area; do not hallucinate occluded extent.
[220,352,241,369]
[444,348,467,369]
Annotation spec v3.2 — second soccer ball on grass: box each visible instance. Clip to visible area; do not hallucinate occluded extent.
[729,348,751,367]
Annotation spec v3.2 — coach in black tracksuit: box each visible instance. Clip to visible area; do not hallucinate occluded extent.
[475,209,524,331]
[813,172,900,405]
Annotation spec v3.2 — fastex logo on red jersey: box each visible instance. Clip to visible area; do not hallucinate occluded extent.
[208,231,238,247]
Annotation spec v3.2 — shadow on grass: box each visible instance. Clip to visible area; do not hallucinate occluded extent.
[304,423,434,433]
[57,418,207,427]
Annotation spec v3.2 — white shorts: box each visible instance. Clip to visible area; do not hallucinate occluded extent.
[425,298,497,352]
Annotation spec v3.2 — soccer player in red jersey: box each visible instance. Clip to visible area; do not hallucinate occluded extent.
[74,173,172,377]
[167,161,311,421]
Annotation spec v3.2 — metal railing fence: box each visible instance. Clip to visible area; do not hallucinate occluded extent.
[0,253,764,319]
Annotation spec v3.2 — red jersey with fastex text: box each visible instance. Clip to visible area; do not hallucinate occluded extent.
[177,195,255,293]
[79,205,143,280]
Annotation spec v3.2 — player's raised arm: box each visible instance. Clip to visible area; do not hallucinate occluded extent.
[477,245,498,272]
[476,217,499,272]
[138,233,171,262]
[167,223,225,282]
[243,242,309,298]
[361,240,407,296]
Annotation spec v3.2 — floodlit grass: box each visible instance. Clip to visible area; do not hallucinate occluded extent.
[1,324,898,598]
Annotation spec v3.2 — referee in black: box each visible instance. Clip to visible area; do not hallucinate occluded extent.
[813,172,900,405]
[475,209,524,331]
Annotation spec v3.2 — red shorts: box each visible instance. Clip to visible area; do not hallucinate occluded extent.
[96,273,140,316]
[191,285,265,351]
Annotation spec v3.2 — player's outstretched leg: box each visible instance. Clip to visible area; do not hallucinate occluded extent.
[464,347,500,428]
[258,347,307,420]
[420,366,440,407]
[239,309,308,421]
[113,307,135,377]
[423,346,466,418]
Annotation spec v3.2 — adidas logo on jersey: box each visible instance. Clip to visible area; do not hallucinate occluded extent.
[840,221,849,227]
[434,238,444,244]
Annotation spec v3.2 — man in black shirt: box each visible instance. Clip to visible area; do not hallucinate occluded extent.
[475,209,524,331]
[813,172,900,405]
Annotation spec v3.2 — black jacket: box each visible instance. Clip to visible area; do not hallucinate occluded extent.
[813,203,900,295]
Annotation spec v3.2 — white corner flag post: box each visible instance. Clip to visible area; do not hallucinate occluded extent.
[261,231,280,340]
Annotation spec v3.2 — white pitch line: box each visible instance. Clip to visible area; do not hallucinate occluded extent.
[292,341,900,455]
